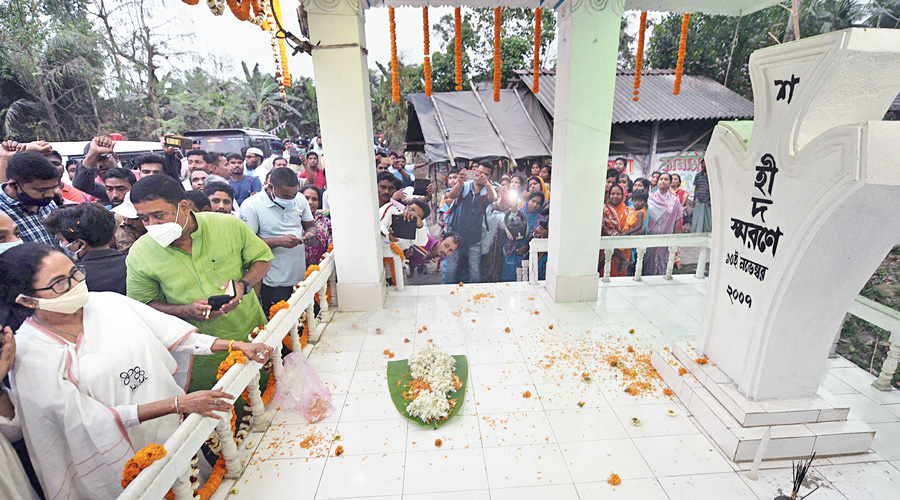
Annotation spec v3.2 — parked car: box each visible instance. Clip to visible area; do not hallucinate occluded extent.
[185,128,281,157]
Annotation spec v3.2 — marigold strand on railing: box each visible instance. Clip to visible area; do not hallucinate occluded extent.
[674,13,690,95]
[533,8,541,94]
[423,7,432,96]
[633,11,647,101]
[454,7,462,91]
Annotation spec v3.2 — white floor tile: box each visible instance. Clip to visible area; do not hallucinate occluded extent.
[315,452,405,499]
[317,371,354,395]
[402,448,489,495]
[469,362,534,387]
[271,395,346,426]
[659,472,760,499]
[466,344,525,365]
[546,408,629,442]
[229,457,326,500]
[355,347,413,371]
[561,438,654,482]
[534,382,609,410]
[575,478,670,500]
[340,393,406,422]
[738,467,849,500]
[361,333,410,351]
[308,351,361,372]
[632,434,734,478]
[816,462,900,499]
[612,402,701,438]
[490,484,579,500]
[478,411,555,447]
[483,444,572,488]
[832,393,900,424]
[328,419,407,456]
[347,369,388,394]
[868,422,900,461]
[407,414,483,451]
[255,423,336,460]
[474,384,542,414]
[404,491,490,500]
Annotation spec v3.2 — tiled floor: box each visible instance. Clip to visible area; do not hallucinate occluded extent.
[217,276,900,500]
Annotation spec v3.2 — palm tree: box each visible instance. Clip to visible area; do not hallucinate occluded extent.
[240,62,304,131]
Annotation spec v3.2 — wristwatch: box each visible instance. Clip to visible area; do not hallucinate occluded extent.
[238,279,251,295]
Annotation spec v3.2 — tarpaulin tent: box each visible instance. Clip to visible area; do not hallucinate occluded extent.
[404,89,553,163]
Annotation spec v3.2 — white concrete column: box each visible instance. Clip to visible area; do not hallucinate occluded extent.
[304,0,384,311]
[546,2,622,302]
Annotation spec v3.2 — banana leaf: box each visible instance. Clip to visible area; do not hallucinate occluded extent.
[386,355,468,429]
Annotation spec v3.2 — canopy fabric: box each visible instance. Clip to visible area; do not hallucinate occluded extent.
[367,0,781,16]
[405,89,553,163]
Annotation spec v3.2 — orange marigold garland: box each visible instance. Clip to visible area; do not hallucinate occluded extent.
[121,444,167,488]
[269,300,290,320]
[454,7,463,91]
[493,7,501,102]
[423,7,432,97]
[226,0,250,20]
[273,0,290,88]
[181,0,200,4]
[389,7,400,103]
[633,11,647,102]
[532,8,541,93]
[674,13,690,95]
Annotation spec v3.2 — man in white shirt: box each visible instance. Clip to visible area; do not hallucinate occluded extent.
[239,167,318,313]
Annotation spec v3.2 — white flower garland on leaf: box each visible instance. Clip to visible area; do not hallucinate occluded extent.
[405,344,458,422]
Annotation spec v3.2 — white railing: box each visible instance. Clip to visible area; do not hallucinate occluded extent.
[527,233,712,285]
[847,296,900,391]
[118,252,336,500]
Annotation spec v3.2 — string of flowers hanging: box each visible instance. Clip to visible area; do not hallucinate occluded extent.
[454,7,463,91]
[633,11,647,101]
[272,0,291,90]
[493,7,501,102]
[389,7,400,103]
[423,7,432,96]
[225,0,250,20]
[207,0,225,15]
[266,0,287,99]
[674,13,690,95]
[532,8,541,93]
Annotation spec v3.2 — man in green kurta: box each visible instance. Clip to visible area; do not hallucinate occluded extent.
[125,175,273,393]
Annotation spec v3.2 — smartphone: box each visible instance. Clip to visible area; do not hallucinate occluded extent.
[164,135,194,150]
[380,157,393,166]
[465,170,477,181]
[506,190,519,202]
[539,220,549,230]
[413,178,430,196]
[391,214,418,240]
[208,280,236,311]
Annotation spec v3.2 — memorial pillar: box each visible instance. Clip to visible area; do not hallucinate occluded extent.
[545,0,622,302]
[303,0,384,311]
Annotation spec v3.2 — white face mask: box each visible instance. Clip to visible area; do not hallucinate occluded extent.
[146,203,187,247]
[23,279,89,314]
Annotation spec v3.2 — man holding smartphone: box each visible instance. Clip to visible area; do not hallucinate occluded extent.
[442,162,497,283]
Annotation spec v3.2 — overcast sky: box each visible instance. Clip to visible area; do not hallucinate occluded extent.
[167,3,458,80]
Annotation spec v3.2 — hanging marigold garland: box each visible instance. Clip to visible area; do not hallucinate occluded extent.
[532,8,541,93]
[423,7,433,97]
[633,11,647,101]
[273,0,291,88]
[493,7,501,102]
[389,7,400,103]
[674,13,690,95]
[225,0,250,20]
[454,7,463,91]
[182,0,200,5]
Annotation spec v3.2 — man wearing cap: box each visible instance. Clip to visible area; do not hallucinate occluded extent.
[243,147,265,179]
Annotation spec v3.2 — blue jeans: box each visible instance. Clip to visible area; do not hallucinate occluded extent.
[442,242,482,284]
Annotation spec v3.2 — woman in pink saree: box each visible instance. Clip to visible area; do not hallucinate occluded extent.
[644,173,683,275]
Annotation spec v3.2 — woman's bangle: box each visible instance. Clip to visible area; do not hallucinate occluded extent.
[228,340,236,352]
[174,396,179,415]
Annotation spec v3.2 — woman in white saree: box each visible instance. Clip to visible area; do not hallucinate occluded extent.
[0,243,273,500]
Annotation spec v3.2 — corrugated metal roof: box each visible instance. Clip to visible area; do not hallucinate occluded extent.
[514,69,754,124]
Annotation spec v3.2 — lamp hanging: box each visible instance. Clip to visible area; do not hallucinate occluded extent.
[454,7,463,91]
[424,7,432,96]
[493,7,501,102]
[674,13,690,95]
[633,11,647,101]
[390,6,399,103]
[532,8,541,93]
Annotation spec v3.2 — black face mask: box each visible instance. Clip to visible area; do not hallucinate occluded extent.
[16,184,53,207]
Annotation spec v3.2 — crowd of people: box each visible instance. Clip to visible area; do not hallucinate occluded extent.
[0,135,333,499]
[0,131,710,499]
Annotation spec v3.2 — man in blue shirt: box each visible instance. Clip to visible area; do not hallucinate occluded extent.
[228,152,262,206]
[442,162,497,283]
[0,150,59,245]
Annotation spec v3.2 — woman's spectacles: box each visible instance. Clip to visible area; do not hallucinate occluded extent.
[33,266,86,295]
